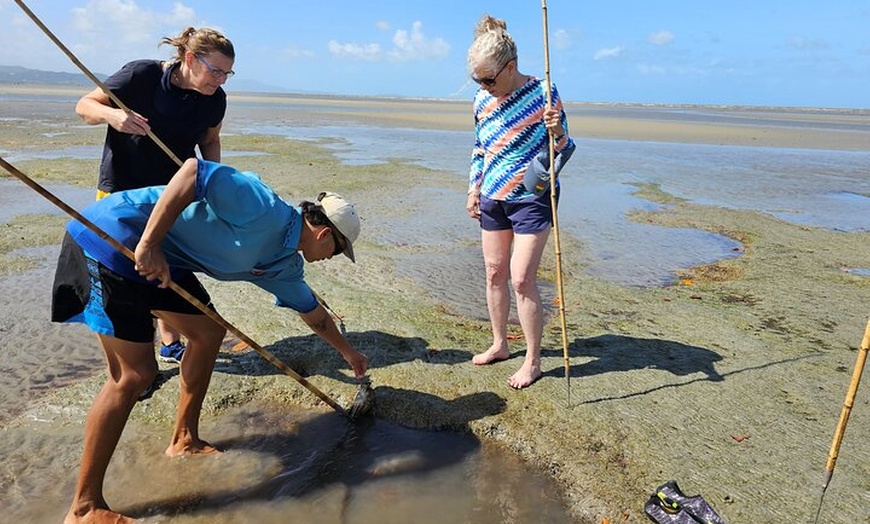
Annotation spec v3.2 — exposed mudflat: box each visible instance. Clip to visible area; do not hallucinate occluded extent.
[1,90,868,522]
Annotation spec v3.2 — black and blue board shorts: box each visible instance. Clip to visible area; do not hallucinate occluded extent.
[51,232,214,343]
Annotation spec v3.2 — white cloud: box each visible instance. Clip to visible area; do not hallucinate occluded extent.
[281,46,317,60]
[593,46,624,61]
[168,3,196,25]
[329,21,449,63]
[554,29,572,51]
[327,40,381,61]
[376,20,391,31]
[72,0,196,47]
[649,30,674,45]
[788,36,829,51]
[1,1,208,74]
[387,21,449,62]
[637,63,666,75]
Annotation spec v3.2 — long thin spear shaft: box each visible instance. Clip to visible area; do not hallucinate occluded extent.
[13,1,348,335]
[16,0,347,326]
[12,0,182,166]
[0,156,347,415]
[813,318,870,524]
[541,0,571,405]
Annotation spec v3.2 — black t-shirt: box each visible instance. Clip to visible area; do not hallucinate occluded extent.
[97,59,227,193]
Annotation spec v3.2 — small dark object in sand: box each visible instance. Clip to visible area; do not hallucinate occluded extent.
[348,376,374,419]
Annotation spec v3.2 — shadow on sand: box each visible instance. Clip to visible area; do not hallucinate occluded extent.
[538,333,817,405]
[214,329,473,385]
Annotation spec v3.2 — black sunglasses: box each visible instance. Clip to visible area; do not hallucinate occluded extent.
[327,223,345,257]
[472,60,511,87]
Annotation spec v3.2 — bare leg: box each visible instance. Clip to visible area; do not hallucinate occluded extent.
[473,228,514,365]
[157,318,182,347]
[65,335,156,524]
[155,311,226,456]
[507,229,550,389]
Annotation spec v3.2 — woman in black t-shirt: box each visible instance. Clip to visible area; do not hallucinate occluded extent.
[73,27,235,407]
[77,26,235,195]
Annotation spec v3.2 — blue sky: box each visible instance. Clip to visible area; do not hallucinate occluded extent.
[1,0,868,108]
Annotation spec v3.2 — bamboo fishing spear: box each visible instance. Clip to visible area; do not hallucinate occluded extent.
[12,0,183,166]
[10,0,354,415]
[17,0,347,329]
[813,318,870,524]
[0,156,348,415]
[540,0,572,404]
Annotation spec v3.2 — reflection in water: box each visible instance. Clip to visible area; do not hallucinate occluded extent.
[235,122,869,292]
[1,402,573,524]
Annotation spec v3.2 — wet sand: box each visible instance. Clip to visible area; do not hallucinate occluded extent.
[1,86,869,523]
[224,90,870,150]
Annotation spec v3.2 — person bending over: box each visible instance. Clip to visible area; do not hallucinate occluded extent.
[54,158,367,524]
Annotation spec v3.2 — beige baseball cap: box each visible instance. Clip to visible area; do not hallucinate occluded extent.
[317,191,359,262]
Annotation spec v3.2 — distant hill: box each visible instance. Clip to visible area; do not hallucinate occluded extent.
[0,64,300,95]
[0,65,104,86]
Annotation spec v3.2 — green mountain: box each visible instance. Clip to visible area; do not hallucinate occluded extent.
[0,65,103,85]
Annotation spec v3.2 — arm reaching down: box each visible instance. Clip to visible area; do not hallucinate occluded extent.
[299,303,368,379]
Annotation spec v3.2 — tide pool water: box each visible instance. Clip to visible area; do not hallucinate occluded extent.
[233,118,868,290]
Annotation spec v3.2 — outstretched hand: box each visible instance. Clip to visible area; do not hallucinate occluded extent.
[345,349,369,379]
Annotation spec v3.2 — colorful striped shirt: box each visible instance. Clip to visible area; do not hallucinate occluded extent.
[469,77,573,201]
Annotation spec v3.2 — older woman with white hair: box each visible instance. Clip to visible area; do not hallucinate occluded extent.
[465,13,575,389]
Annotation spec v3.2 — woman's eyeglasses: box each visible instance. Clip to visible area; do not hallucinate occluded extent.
[195,55,235,79]
[472,60,510,87]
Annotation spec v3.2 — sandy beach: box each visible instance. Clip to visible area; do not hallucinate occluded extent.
[1,86,869,523]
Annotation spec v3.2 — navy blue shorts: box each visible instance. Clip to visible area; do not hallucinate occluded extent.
[479,191,559,234]
[51,233,214,343]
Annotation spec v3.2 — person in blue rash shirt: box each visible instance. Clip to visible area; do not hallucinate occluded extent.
[52,158,367,524]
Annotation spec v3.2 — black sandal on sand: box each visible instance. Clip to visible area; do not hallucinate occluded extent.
[137,370,167,402]
[652,481,726,524]
[644,494,697,523]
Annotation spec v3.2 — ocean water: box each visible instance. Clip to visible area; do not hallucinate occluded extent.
[231,110,869,292]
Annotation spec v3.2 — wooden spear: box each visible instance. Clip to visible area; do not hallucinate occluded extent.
[541,0,572,404]
[813,318,870,523]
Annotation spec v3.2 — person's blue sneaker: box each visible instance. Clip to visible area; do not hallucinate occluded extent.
[159,340,185,363]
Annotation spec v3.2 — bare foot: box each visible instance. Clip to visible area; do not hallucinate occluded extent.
[64,506,137,523]
[165,439,221,457]
[507,361,542,389]
[472,344,510,365]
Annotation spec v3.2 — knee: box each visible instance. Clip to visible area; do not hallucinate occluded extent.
[116,363,158,401]
[511,274,538,296]
[187,324,226,353]
[485,261,509,286]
